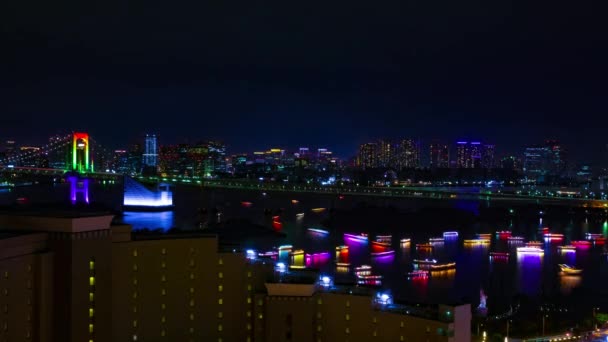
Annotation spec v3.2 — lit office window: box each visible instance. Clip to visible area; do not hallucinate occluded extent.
[218,298,223,305]
[345,327,350,334]
[89,308,94,318]
[161,316,166,323]
[89,261,95,270]
[132,320,137,328]
[218,312,223,318]
[88,324,94,333]
[218,259,223,265]
[247,311,251,317]
[161,261,166,269]
[247,297,251,304]
[218,272,223,279]
[345,314,350,321]
[89,277,95,286]
[189,313,195,321]
[89,293,94,302]
[189,273,195,280]
[345,300,350,307]
[217,324,223,332]
[132,249,138,257]
[161,248,166,255]
[218,285,223,292]
[189,287,195,294]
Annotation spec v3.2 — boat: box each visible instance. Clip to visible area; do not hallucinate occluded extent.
[307,228,329,235]
[477,233,492,240]
[258,251,278,259]
[489,252,509,258]
[413,259,438,270]
[507,236,525,242]
[464,239,490,245]
[296,213,305,218]
[371,250,395,257]
[429,237,444,243]
[371,240,391,249]
[354,265,372,276]
[558,264,582,275]
[525,241,543,247]
[376,235,392,243]
[400,238,411,244]
[429,262,456,270]
[516,247,544,255]
[241,201,253,207]
[335,262,351,267]
[558,245,576,252]
[344,233,369,243]
[585,233,603,239]
[291,199,299,204]
[407,270,429,279]
[544,233,564,242]
[497,231,512,239]
[311,208,326,213]
[572,240,592,248]
[356,275,383,286]
[416,243,433,250]
[443,231,459,238]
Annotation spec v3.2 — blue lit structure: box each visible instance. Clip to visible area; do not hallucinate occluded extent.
[123,177,173,210]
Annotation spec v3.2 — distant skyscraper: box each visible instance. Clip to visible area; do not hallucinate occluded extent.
[481,144,495,169]
[523,146,548,177]
[358,143,378,169]
[545,140,566,176]
[429,142,449,168]
[377,140,394,168]
[470,142,482,168]
[143,134,158,168]
[456,142,472,168]
[396,139,420,169]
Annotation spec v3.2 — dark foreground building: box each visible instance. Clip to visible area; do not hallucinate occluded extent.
[0,210,470,342]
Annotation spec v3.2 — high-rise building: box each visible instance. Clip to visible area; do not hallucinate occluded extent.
[456,142,471,168]
[395,139,420,169]
[523,146,548,177]
[377,140,394,168]
[429,142,450,168]
[482,144,495,169]
[470,142,482,168]
[358,143,378,169]
[111,150,129,174]
[142,134,158,168]
[545,140,566,176]
[206,140,227,175]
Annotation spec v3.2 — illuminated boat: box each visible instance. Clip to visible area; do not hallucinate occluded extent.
[311,208,326,213]
[416,243,433,250]
[525,241,543,247]
[430,262,456,270]
[496,231,512,239]
[335,245,349,258]
[407,270,429,279]
[371,240,391,249]
[516,247,544,256]
[335,262,351,267]
[241,201,253,207]
[489,252,509,258]
[344,233,369,243]
[544,233,564,243]
[585,233,603,240]
[443,231,459,238]
[400,238,411,244]
[464,239,490,246]
[558,245,576,252]
[278,245,293,252]
[376,235,392,243]
[291,199,299,204]
[508,236,525,242]
[258,251,279,259]
[307,228,329,235]
[429,237,445,243]
[371,250,395,257]
[477,233,492,240]
[572,240,592,248]
[412,259,438,269]
[356,275,383,286]
[354,265,372,276]
[558,264,582,275]
[296,213,305,218]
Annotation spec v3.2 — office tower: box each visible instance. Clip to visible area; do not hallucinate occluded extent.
[207,140,227,174]
[111,150,129,174]
[545,140,565,176]
[358,143,378,169]
[501,156,520,171]
[481,144,495,169]
[456,142,471,168]
[429,142,450,168]
[298,147,310,157]
[396,139,420,169]
[142,134,158,168]
[523,146,548,177]
[470,142,482,168]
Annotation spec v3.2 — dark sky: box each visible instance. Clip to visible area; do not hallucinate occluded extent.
[1,1,607,164]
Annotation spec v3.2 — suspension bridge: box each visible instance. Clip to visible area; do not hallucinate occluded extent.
[0,132,171,209]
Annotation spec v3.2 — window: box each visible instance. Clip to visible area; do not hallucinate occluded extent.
[218,285,223,292]
[400,336,404,341]
[132,249,138,257]
[161,261,166,269]
[257,299,264,306]
[247,323,251,330]
[317,299,323,305]
[133,306,137,313]
[218,298,223,305]
[88,324,94,333]
[189,259,195,267]
[258,313,263,320]
[189,273,195,280]
[132,292,138,299]
[161,289,166,296]
[161,248,167,255]
[317,325,322,332]
[161,329,166,337]
[317,312,322,319]
[189,313,194,321]
[132,320,137,328]
[218,272,223,279]
[132,264,138,271]
[400,321,404,328]
[89,277,95,286]
[189,287,195,294]
[247,297,251,304]
[133,278,138,286]
[345,300,350,307]
[89,308,94,318]
[345,314,350,321]
[247,311,251,317]
[89,293,94,302]
[218,258,223,265]
[217,324,223,332]
[345,327,350,334]
[218,312,223,318]
[161,303,166,310]
[161,316,166,323]
[247,271,252,278]
[89,261,95,270]
[373,317,377,323]
[247,284,252,291]
[3,271,7,279]
[189,300,194,307]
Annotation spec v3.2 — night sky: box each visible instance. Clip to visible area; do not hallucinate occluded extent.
[1,1,606,164]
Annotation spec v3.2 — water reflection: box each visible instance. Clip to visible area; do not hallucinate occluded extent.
[122,211,174,231]
[559,275,582,295]
[517,254,543,296]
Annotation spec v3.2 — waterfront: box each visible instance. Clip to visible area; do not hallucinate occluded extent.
[116,186,608,320]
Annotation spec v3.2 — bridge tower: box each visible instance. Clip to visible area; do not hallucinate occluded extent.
[67,132,92,204]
